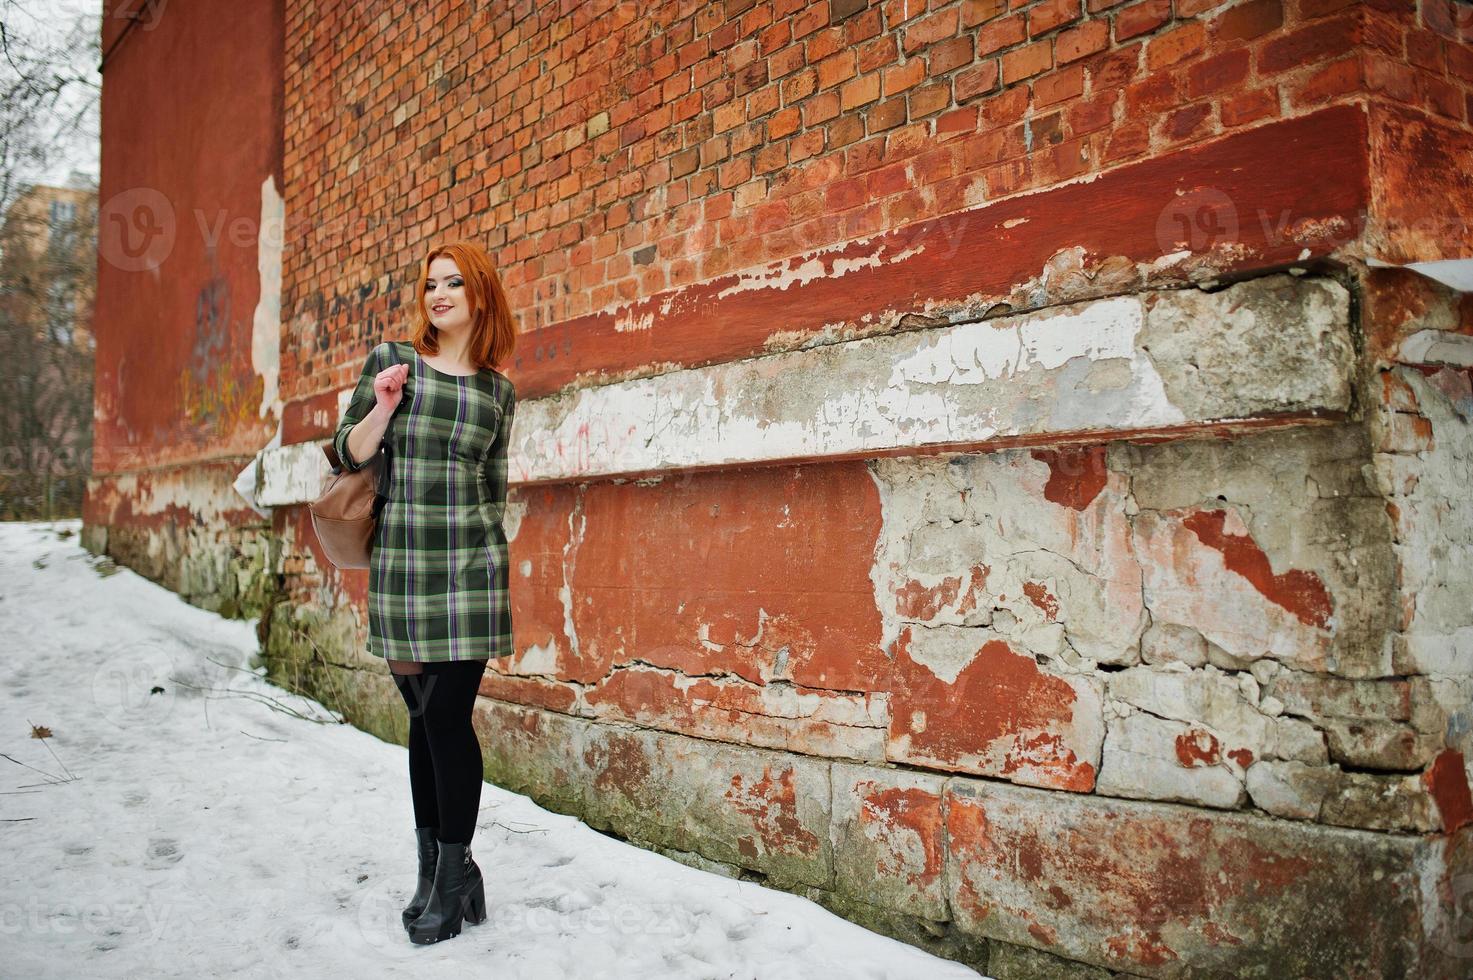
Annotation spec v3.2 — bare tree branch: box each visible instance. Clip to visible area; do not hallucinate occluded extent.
[0,0,99,519]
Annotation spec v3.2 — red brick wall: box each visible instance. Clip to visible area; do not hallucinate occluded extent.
[262,4,1473,975]
[91,1,1473,975]
[281,0,1470,407]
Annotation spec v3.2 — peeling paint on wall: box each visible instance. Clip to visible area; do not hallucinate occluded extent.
[506,275,1354,485]
[252,172,284,431]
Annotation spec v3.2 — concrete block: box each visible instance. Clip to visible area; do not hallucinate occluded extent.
[829,761,948,921]
[1245,759,1442,832]
[1323,718,1442,771]
[473,698,590,818]
[944,775,1436,977]
[581,665,890,763]
[1095,710,1246,809]
[886,626,1104,792]
[1264,667,1413,721]
[1107,663,1327,770]
[870,448,1149,669]
[1125,424,1399,678]
[579,723,833,889]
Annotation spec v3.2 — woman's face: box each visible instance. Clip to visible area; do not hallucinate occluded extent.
[425,257,471,334]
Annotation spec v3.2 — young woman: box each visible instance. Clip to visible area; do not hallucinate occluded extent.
[332,240,518,945]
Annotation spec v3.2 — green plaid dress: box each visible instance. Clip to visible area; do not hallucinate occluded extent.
[332,340,516,662]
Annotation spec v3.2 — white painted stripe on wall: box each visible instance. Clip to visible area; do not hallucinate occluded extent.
[256,275,1352,504]
[508,296,1179,483]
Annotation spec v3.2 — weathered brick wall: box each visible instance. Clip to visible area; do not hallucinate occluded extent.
[262,1,1473,976]
[90,0,1473,976]
[84,0,283,619]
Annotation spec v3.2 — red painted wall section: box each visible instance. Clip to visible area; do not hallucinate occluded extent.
[503,92,1473,401]
[480,482,583,715]
[1425,749,1473,834]
[482,462,895,755]
[1368,100,1473,265]
[890,630,1099,792]
[573,463,888,692]
[507,105,1374,400]
[92,0,283,477]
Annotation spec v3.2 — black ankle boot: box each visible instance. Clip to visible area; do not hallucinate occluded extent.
[407,839,487,944]
[400,827,439,931]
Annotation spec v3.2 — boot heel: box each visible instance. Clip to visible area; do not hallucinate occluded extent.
[465,878,487,924]
[408,839,477,945]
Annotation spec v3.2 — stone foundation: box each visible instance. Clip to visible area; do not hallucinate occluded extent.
[465,697,1469,978]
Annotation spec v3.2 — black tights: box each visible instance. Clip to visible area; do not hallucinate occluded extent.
[389,659,489,845]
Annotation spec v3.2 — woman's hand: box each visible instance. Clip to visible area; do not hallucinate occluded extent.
[374,362,410,413]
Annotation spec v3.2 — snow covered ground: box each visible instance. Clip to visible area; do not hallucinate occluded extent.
[0,520,986,979]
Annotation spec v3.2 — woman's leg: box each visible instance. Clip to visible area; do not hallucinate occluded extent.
[418,658,489,846]
[390,666,439,830]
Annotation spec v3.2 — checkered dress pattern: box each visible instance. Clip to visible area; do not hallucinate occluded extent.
[332,340,516,662]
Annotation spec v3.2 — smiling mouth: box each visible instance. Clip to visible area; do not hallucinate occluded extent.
[432,305,452,313]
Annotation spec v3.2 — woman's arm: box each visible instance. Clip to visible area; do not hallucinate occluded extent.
[344,403,394,470]
[332,344,394,471]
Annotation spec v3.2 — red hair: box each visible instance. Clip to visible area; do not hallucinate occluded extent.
[408,240,518,372]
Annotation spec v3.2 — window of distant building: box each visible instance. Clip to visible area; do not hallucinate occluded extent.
[47,277,74,344]
[47,198,80,255]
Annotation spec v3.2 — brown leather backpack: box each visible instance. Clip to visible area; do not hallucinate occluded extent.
[309,342,406,570]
